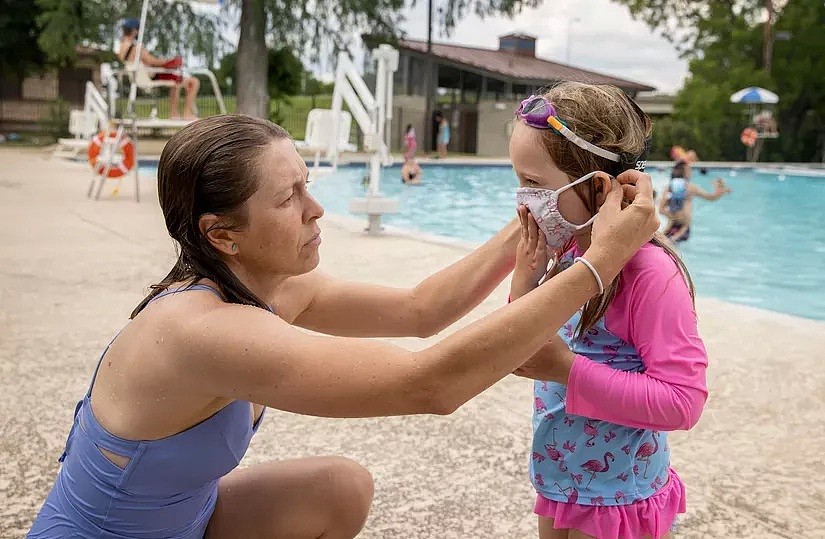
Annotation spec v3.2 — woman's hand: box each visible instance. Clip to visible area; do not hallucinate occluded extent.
[510,206,550,301]
[585,170,659,283]
[513,338,575,385]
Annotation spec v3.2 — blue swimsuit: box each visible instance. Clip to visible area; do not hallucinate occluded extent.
[28,285,266,538]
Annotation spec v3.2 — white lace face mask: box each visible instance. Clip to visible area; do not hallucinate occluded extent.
[515,171,601,252]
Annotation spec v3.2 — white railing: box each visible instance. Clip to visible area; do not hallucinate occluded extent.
[331,45,400,234]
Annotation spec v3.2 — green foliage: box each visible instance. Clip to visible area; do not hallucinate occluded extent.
[35,0,226,68]
[217,47,304,98]
[38,98,71,139]
[436,0,542,34]
[221,0,542,67]
[0,0,48,76]
[304,76,334,95]
[615,0,825,162]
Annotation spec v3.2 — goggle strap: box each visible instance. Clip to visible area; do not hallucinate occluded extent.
[548,117,621,163]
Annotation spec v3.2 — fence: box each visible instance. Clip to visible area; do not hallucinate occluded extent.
[112,94,355,142]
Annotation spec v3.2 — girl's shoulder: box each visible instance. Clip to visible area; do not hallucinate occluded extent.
[623,242,679,275]
[614,243,691,311]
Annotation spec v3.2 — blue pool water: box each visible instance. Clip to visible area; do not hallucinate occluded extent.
[309,164,825,321]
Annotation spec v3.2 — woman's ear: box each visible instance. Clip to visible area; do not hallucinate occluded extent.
[593,172,615,207]
[198,214,238,256]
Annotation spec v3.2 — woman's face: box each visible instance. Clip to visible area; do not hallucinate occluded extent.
[509,121,594,226]
[234,139,324,278]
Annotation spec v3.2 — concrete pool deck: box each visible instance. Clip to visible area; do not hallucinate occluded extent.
[2,148,824,538]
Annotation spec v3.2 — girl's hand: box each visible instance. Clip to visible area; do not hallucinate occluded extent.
[510,206,550,301]
[713,178,731,195]
[513,338,575,384]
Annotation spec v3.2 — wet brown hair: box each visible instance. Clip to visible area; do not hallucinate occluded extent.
[131,114,290,318]
[530,82,695,338]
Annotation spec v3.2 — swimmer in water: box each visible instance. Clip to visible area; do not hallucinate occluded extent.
[660,161,731,243]
[401,159,422,185]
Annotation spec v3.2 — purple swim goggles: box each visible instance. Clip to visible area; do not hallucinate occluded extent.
[515,94,649,172]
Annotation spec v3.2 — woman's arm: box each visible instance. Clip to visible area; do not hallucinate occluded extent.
[291,218,520,338]
[183,174,660,418]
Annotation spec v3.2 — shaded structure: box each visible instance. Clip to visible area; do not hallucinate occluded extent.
[368,33,656,157]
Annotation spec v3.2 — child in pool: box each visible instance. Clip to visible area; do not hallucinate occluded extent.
[508,83,709,539]
[660,162,731,244]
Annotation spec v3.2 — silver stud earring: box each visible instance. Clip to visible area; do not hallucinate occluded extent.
[231,243,237,252]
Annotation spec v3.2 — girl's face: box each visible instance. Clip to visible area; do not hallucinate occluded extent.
[509,121,599,227]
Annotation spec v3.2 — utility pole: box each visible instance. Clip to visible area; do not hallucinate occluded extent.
[763,0,774,75]
[424,0,434,155]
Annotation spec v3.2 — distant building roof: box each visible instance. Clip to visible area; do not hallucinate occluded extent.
[397,38,655,93]
[499,32,537,41]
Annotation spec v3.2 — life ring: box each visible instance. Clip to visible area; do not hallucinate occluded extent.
[740,127,758,148]
[88,131,135,178]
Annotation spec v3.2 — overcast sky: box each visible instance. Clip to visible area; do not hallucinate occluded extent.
[398,0,688,93]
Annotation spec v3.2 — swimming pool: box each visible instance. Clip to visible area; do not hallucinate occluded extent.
[309,164,825,321]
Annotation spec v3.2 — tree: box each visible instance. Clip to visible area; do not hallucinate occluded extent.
[35,0,225,68]
[216,47,303,98]
[0,0,47,77]
[30,0,550,122]
[229,0,543,117]
[613,0,825,162]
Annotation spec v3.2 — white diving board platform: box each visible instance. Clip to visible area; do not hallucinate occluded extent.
[114,118,196,129]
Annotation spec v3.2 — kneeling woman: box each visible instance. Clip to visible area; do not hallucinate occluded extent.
[28,115,658,539]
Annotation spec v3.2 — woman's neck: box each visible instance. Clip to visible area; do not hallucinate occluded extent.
[226,262,289,305]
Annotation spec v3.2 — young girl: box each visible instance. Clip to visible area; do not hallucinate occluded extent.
[403,123,417,160]
[660,162,731,244]
[508,83,709,539]
[661,162,691,243]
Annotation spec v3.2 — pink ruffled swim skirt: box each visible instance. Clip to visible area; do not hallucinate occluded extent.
[534,468,686,539]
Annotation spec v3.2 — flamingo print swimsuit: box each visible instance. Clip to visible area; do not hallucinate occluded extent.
[530,243,709,539]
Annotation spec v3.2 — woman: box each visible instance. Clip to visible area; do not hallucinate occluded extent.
[118,17,201,120]
[28,115,659,539]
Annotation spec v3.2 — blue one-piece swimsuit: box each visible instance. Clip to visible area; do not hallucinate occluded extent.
[28,285,266,538]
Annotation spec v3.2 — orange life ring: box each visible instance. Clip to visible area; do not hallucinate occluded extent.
[87,131,135,178]
[740,127,758,148]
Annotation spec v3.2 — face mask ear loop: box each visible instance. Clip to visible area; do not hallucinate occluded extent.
[555,171,600,196]
[555,171,600,230]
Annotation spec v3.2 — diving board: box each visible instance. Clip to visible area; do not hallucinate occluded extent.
[113,118,196,129]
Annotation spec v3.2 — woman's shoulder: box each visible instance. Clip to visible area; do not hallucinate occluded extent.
[134,283,239,335]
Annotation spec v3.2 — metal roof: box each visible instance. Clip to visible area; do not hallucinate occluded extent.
[398,38,655,92]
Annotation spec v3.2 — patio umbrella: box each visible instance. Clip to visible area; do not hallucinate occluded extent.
[729,87,779,104]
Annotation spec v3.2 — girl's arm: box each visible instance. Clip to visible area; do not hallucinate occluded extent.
[564,247,708,431]
[689,181,729,201]
[658,186,672,217]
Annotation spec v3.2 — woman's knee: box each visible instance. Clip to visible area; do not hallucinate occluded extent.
[321,457,374,506]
